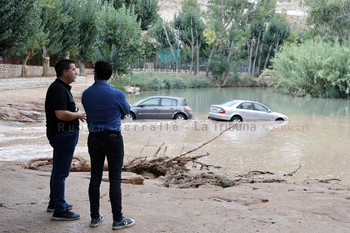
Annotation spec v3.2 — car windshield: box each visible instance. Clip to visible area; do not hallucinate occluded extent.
[221,100,239,107]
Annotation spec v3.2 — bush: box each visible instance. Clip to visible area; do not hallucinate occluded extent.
[264,38,350,98]
[114,72,213,91]
[208,54,230,84]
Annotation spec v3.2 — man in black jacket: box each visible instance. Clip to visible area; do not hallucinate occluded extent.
[45,59,86,220]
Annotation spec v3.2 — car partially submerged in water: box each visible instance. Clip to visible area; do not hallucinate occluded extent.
[208,100,288,122]
[124,96,193,120]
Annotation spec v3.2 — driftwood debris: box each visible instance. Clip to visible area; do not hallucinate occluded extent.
[283,164,302,176]
[26,156,108,172]
[122,122,287,188]
[122,123,239,176]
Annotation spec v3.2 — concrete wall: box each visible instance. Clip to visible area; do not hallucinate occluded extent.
[0,64,54,78]
[0,64,93,78]
[0,76,90,90]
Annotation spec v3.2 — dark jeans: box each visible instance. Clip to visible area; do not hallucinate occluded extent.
[88,131,124,222]
[48,130,79,212]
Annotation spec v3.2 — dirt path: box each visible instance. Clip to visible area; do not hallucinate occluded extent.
[0,75,94,122]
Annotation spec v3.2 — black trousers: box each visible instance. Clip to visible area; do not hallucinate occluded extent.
[88,131,124,222]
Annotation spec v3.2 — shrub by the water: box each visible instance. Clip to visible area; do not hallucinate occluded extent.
[264,38,350,98]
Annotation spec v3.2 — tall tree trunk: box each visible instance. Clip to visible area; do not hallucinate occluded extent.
[77,59,86,75]
[263,33,276,71]
[252,31,261,77]
[21,50,32,77]
[42,45,50,76]
[274,41,280,58]
[248,34,254,76]
[189,19,194,74]
[155,48,158,69]
[113,70,118,80]
[181,41,187,71]
[222,41,235,87]
[196,39,201,76]
[163,25,176,64]
[257,33,265,75]
[206,41,219,77]
[65,50,70,59]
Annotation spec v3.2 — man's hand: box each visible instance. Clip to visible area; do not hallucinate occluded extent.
[55,110,86,122]
[76,111,86,122]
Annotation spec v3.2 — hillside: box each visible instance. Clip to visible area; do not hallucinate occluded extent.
[158,0,308,31]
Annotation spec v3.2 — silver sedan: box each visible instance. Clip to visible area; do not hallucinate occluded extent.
[208,100,288,122]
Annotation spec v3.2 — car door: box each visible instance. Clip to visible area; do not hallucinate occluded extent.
[253,103,272,121]
[135,98,160,119]
[158,98,178,119]
[236,102,256,121]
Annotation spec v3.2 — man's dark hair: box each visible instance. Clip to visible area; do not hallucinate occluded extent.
[94,59,113,80]
[54,59,75,78]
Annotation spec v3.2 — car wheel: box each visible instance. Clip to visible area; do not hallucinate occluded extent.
[230,116,241,122]
[124,113,135,121]
[174,113,186,120]
[275,118,284,121]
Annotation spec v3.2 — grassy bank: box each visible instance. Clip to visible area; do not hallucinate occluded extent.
[109,72,262,92]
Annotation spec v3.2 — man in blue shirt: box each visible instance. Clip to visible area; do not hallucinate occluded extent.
[82,59,134,230]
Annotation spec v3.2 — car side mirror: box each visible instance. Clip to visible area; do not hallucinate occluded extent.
[138,104,145,107]
[268,110,272,113]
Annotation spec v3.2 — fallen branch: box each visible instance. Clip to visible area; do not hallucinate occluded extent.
[139,137,157,156]
[283,164,301,176]
[168,122,237,162]
[318,178,342,183]
[153,142,165,157]
[26,156,108,172]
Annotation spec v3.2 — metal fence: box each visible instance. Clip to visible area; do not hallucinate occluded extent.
[131,56,257,75]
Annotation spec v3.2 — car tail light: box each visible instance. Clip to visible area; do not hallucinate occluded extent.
[184,106,191,111]
[219,108,226,113]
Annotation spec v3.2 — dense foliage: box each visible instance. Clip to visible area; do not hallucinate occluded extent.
[94,3,143,78]
[3,0,350,98]
[111,72,212,91]
[305,0,350,44]
[265,39,350,98]
[0,0,41,56]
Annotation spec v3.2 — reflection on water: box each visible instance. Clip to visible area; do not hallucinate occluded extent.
[1,87,350,185]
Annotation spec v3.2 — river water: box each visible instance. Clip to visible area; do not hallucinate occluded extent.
[1,87,350,184]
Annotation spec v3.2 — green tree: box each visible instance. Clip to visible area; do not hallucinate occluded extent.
[262,14,290,71]
[40,0,64,76]
[101,0,159,30]
[305,0,350,44]
[174,0,205,74]
[205,0,251,77]
[150,18,177,65]
[4,0,43,77]
[76,0,99,75]
[0,0,41,57]
[208,54,229,85]
[58,0,82,59]
[137,0,159,30]
[94,3,143,79]
[246,0,276,76]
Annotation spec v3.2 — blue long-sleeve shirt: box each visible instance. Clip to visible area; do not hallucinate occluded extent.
[82,80,130,133]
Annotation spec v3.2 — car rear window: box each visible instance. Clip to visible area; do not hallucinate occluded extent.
[161,98,178,106]
[221,100,239,107]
